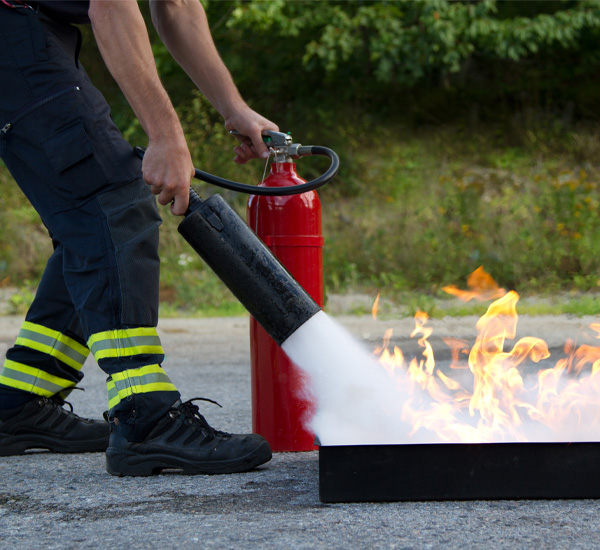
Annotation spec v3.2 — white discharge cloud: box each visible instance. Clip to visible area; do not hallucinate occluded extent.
[282,311,600,445]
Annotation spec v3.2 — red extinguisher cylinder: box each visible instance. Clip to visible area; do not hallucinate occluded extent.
[247,162,323,451]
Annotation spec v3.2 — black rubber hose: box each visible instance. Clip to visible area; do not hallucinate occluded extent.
[133,145,339,196]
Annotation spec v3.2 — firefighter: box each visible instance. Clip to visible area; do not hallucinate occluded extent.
[0,0,275,475]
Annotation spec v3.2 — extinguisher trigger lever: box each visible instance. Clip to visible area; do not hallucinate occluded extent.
[261,130,293,148]
[229,129,293,148]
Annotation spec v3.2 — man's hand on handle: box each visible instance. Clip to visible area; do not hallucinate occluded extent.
[225,107,279,164]
[141,136,194,216]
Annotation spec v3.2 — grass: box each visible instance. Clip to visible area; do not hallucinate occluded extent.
[438,293,600,318]
[159,300,246,318]
[320,121,600,299]
[353,289,600,320]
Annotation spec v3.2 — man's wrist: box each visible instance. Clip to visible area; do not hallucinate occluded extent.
[220,97,250,123]
[143,103,184,144]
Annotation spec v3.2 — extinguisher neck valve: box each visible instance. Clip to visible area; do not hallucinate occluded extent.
[286,143,303,159]
[273,149,293,164]
[273,143,314,162]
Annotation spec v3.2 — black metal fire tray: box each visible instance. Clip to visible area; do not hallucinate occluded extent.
[319,442,600,502]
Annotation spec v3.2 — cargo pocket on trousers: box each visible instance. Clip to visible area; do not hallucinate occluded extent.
[42,119,107,199]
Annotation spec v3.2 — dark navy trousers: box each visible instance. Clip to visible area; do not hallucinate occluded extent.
[0,5,180,441]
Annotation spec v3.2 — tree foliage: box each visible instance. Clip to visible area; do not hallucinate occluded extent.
[225,0,600,86]
[79,1,600,123]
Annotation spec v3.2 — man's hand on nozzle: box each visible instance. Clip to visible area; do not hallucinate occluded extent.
[142,139,195,216]
[224,107,279,165]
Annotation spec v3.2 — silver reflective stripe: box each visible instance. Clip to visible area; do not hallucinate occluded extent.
[17,328,88,366]
[111,371,173,392]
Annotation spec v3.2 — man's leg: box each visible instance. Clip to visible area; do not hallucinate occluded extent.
[0,4,271,472]
[0,239,110,456]
[0,4,179,448]
[0,241,89,408]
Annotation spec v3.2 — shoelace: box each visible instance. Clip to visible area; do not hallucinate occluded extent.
[32,395,89,426]
[175,398,229,440]
[47,387,86,414]
[43,395,76,415]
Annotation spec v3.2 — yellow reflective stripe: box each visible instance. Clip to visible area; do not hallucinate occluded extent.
[107,382,177,410]
[108,394,119,410]
[110,363,165,381]
[21,321,89,357]
[88,327,159,347]
[105,364,177,410]
[88,328,163,361]
[93,345,164,361]
[0,359,75,396]
[15,337,87,372]
[0,375,53,396]
[16,321,89,371]
[107,378,119,409]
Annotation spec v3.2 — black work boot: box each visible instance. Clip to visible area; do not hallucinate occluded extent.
[0,395,110,456]
[106,398,272,476]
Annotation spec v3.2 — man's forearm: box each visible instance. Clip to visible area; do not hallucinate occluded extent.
[149,0,247,120]
[88,0,193,215]
[148,0,278,162]
[88,0,184,144]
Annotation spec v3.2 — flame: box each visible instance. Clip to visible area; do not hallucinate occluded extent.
[374,267,600,443]
[442,265,507,302]
[372,293,380,320]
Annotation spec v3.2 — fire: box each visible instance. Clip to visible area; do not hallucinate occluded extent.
[374,267,600,443]
[441,265,507,302]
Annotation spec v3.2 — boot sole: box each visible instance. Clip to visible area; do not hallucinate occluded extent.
[106,440,273,477]
[0,433,109,456]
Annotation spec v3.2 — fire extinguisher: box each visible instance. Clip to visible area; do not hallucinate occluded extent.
[247,132,325,451]
[134,132,339,452]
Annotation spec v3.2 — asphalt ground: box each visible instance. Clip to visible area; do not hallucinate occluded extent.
[1,314,600,549]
